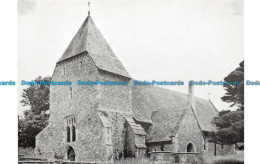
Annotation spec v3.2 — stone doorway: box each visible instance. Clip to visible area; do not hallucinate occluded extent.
[67,146,75,161]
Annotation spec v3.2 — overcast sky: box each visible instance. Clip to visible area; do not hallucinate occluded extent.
[18,0,243,114]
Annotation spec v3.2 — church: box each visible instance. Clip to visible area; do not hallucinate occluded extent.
[35,11,235,163]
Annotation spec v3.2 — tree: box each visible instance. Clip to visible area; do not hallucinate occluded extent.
[19,76,51,148]
[221,61,244,110]
[21,76,51,114]
[19,111,49,147]
[211,110,244,144]
[211,61,244,145]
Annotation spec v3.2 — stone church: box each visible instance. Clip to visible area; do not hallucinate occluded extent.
[35,13,235,163]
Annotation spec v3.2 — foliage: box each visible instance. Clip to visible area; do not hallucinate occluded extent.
[19,111,49,147]
[221,61,244,110]
[211,110,244,144]
[211,61,244,145]
[19,76,51,148]
[21,76,51,115]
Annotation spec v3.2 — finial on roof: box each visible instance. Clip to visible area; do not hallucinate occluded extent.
[88,1,91,16]
[208,92,211,100]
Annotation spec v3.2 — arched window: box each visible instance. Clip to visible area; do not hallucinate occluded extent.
[66,126,70,142]
[187,143,195,152]
[72,125,76,142]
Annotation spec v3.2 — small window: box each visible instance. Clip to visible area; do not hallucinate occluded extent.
[161,144,164,151]
[66,126,70,142]
[63,68,66,75]
[69,87,72,98]
[221,144,224,149]
[106,128,111,143]
[204,141,207,150]
[72,125,76,142]
[79,61,83,69]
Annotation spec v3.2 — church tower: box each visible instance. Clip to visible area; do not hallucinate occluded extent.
[35,7,135,162]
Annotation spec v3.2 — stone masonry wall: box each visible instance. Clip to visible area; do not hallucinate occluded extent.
[35,53,108,162]
[204,142,235,158]
[96,70,133,158]
[176,107,205,162]
[124,121,136,157]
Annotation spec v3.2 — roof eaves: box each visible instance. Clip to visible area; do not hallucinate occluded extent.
[146,139,172,144]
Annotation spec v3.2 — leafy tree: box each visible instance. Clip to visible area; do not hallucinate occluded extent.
[21,76,51,114]
[211,61,244,145]
[19,111,49,147]
[19,76,51,148]
[211,110,244,144]
[221,61,244,110]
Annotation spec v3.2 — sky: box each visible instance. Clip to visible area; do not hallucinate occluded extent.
[18,0,243,115]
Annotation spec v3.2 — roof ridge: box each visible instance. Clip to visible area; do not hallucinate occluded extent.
[132,82,213,102]
[132,80,188,95]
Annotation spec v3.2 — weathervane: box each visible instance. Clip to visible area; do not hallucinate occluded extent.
[88,1,91,16]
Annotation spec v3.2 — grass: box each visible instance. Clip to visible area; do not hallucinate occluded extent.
[114,157,151,164]
[18,148,244,164]
[205,151,244,164]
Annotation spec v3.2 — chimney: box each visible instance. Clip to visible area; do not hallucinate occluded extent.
[188,81,196,115]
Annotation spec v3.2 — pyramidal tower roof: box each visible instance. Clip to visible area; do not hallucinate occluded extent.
[58,15,131,78]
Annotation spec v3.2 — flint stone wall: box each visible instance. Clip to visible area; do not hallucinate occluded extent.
[35,53,108,162]
[175,107,204,163]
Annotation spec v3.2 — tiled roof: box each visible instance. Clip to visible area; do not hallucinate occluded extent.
[58,16,131,78]
[195,99,219,131]
[131,84,219,142]
[125,117,147,136]
[98,112,111,128]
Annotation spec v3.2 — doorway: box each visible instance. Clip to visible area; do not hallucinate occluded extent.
[67,146,75,161]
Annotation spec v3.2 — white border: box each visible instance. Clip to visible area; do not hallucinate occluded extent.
[0,0,260,163]
[0,0,18,163]
[245,0,260,163]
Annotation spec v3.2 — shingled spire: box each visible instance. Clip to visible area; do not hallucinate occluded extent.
[57,9,131,78]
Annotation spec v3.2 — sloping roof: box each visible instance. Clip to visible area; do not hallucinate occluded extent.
[98,112,111,128]
[58,16,131,78]
[125,117,147,148]
[131,84,219,142]
[195,98,219,131]
[125,117,147,136]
